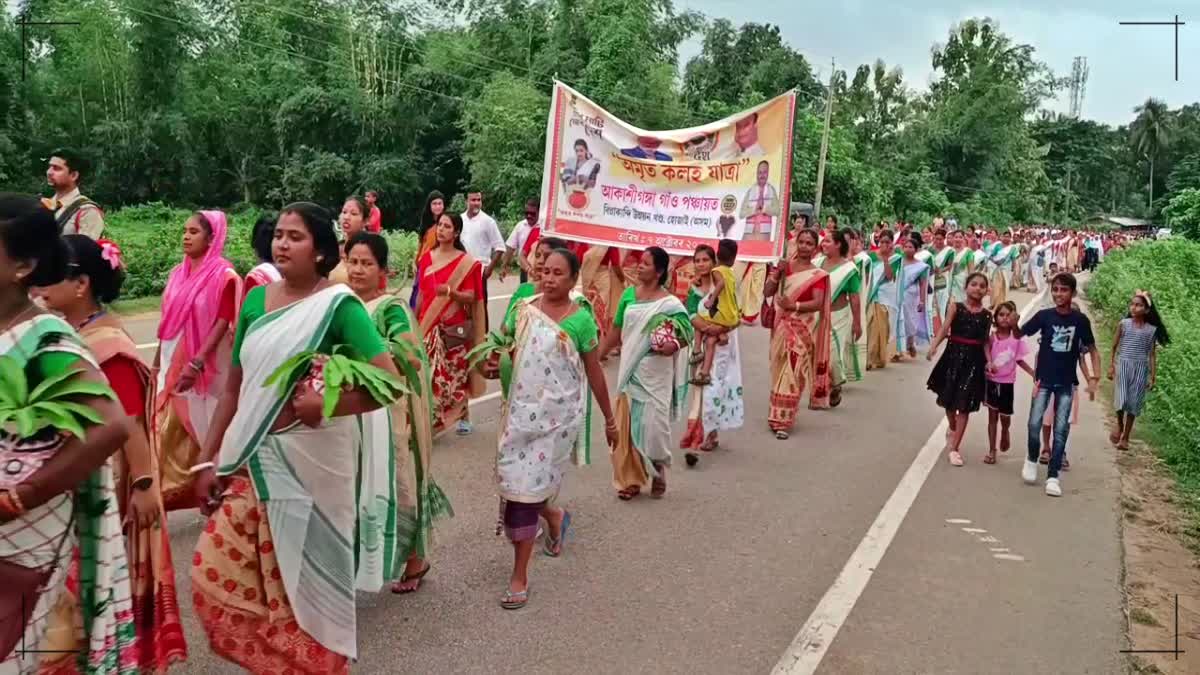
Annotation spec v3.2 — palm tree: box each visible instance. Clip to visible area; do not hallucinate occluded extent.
[1130,98,1171,210]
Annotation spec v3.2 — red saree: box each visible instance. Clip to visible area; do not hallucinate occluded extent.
[767,265,832,432]
[416,251,486,432]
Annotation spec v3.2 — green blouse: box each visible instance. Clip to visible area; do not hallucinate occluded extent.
[231,286,387,367]
[503,295,599,354]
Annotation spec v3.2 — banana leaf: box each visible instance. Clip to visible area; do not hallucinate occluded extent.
[264,348,409,419]
[466,331,514,368]
[0,359,116,441]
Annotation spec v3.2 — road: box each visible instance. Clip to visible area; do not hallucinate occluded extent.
[127,279,1125,674]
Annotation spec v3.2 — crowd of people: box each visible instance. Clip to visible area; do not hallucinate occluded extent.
[0,149,1168,674]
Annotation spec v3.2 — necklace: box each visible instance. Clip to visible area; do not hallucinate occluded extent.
[77,310,107,330]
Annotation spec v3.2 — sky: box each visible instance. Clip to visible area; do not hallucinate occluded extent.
[679,0,1197,126]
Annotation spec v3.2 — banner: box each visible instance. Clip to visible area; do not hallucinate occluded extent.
[539,82,797,263]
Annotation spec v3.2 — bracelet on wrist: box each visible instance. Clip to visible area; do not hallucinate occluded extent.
[0,488,26,517]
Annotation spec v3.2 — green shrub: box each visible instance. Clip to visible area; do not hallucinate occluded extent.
[105,203,418,298]
[1088,239,1200,499]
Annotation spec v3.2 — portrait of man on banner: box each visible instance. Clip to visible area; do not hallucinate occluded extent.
[735,113,767,156]
[621,135,673,161]
[738,160,778,241]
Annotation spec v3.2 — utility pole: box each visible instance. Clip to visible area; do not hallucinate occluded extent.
[813,58,836,222]
[1064,164,1073,224]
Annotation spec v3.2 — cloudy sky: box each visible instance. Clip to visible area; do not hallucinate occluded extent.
[679,0,1196,125]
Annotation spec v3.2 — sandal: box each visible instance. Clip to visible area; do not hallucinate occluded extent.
[699,435,719,452]
[1039,450,1050,464]
[650,466,666,499]
[775,430,789,440]
[1000,428,1010,452]
[685,452,699,467]
[500,588,529,610]
[1109,430,1121,445]
[829,387,842,408]
[983,450,997,465]
[690,373,712,386]
[1118,440,1130,451]
[1062,458,1071,471]
[617,486,640,501]
[390,562,431,594]
[543,511,572,557]
[948,451,964,466]
[689,351,704,366]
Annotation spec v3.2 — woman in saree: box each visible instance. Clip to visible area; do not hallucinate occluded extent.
[34,235,187,672]
[597,247,692,500]
[893,234,931,361]
[503,236,571,325]
[487,248,615,610]
[154,210,242,511]
[189,202,404,674]
[863,229,899,371]
[818,228,863,406]
[947,229,975,303]
[849,230,872,375]
[764,229,831,440]
[0,194,133,674]
[414,212,486,436]
[328,195,370,285]
[930,228,954,334]
[579,244,625,341]
[243,212,281,299]
[343,232,452,595]
[733,261,768,324]
[410,190,447,308]
[987,231,1018,308]
[679,245,743,468]
[620,249,643,291]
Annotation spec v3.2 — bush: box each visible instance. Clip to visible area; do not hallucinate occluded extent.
[1088,239,1200,498]
[105,203,419,298]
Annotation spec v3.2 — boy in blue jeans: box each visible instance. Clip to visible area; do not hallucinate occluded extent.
[1018,273,1101,497]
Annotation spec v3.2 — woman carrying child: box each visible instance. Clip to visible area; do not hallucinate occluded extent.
[926,272,992,466]
[1108,290,1169,450]
[690,239,740,386]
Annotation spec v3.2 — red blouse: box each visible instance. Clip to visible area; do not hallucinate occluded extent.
[101,355,146,417]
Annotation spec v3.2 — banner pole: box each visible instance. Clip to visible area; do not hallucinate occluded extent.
[813,58,836,223]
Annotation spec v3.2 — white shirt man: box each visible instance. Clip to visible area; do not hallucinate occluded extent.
[460,193,505,277]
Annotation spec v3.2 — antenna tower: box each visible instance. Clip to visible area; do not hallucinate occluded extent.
[1068,56,1089,119]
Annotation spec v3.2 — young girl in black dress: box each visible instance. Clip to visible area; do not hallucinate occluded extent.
[926,272,993,466]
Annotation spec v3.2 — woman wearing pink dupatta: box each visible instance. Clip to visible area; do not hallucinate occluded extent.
[153,210,242,511]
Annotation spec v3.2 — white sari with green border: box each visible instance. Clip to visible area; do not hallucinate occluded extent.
[215,285,378,660]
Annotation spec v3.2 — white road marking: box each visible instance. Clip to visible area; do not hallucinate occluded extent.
[772,292,1042,675]
[992,553,1026,562]
[961,527,987,533]
[131,290,517,352]
[989,547,1010,553]
[944,518,972,524]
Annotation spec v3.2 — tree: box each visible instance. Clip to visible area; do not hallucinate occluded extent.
[1163,188,1200,240]
[1131,97,1172,211]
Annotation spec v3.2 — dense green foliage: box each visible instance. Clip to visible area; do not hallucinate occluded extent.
[1088,240,1200,514]
[107,205,417,297]
[3,2,1199,231]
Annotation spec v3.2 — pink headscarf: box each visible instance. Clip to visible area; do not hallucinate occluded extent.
[157,210,237,394]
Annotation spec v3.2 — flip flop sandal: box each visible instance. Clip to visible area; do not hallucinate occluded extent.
[689,351,704,365]
[651,474,666,499]
[1109,431,1121,445]
[391,562,432,594]
[500,588,529,610]
[948,451,964,466]
[685,452,699,467]
[617,486,640,501]
[1062,458,1072,470]
[775,431,789,440]
[1039,450,1050,464]
[690,374,712,386]
[543,511,572,558]
[983,451,997,465]
[829,388,842,408]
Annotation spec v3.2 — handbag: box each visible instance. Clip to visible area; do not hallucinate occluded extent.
[760,297,776,329]
[441,320,474,349]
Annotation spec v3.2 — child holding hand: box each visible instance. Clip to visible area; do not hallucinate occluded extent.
[983,301,1034,464]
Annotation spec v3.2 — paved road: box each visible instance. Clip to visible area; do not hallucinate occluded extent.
[133,280,1124,674]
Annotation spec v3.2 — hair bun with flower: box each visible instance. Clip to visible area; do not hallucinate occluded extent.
[98,239,124,271]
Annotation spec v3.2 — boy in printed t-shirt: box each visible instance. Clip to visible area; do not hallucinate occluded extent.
[1018,273,1101,497]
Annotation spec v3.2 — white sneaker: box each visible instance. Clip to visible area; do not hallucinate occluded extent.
[1022,459,1039,484]
[1045,477,1062,497]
